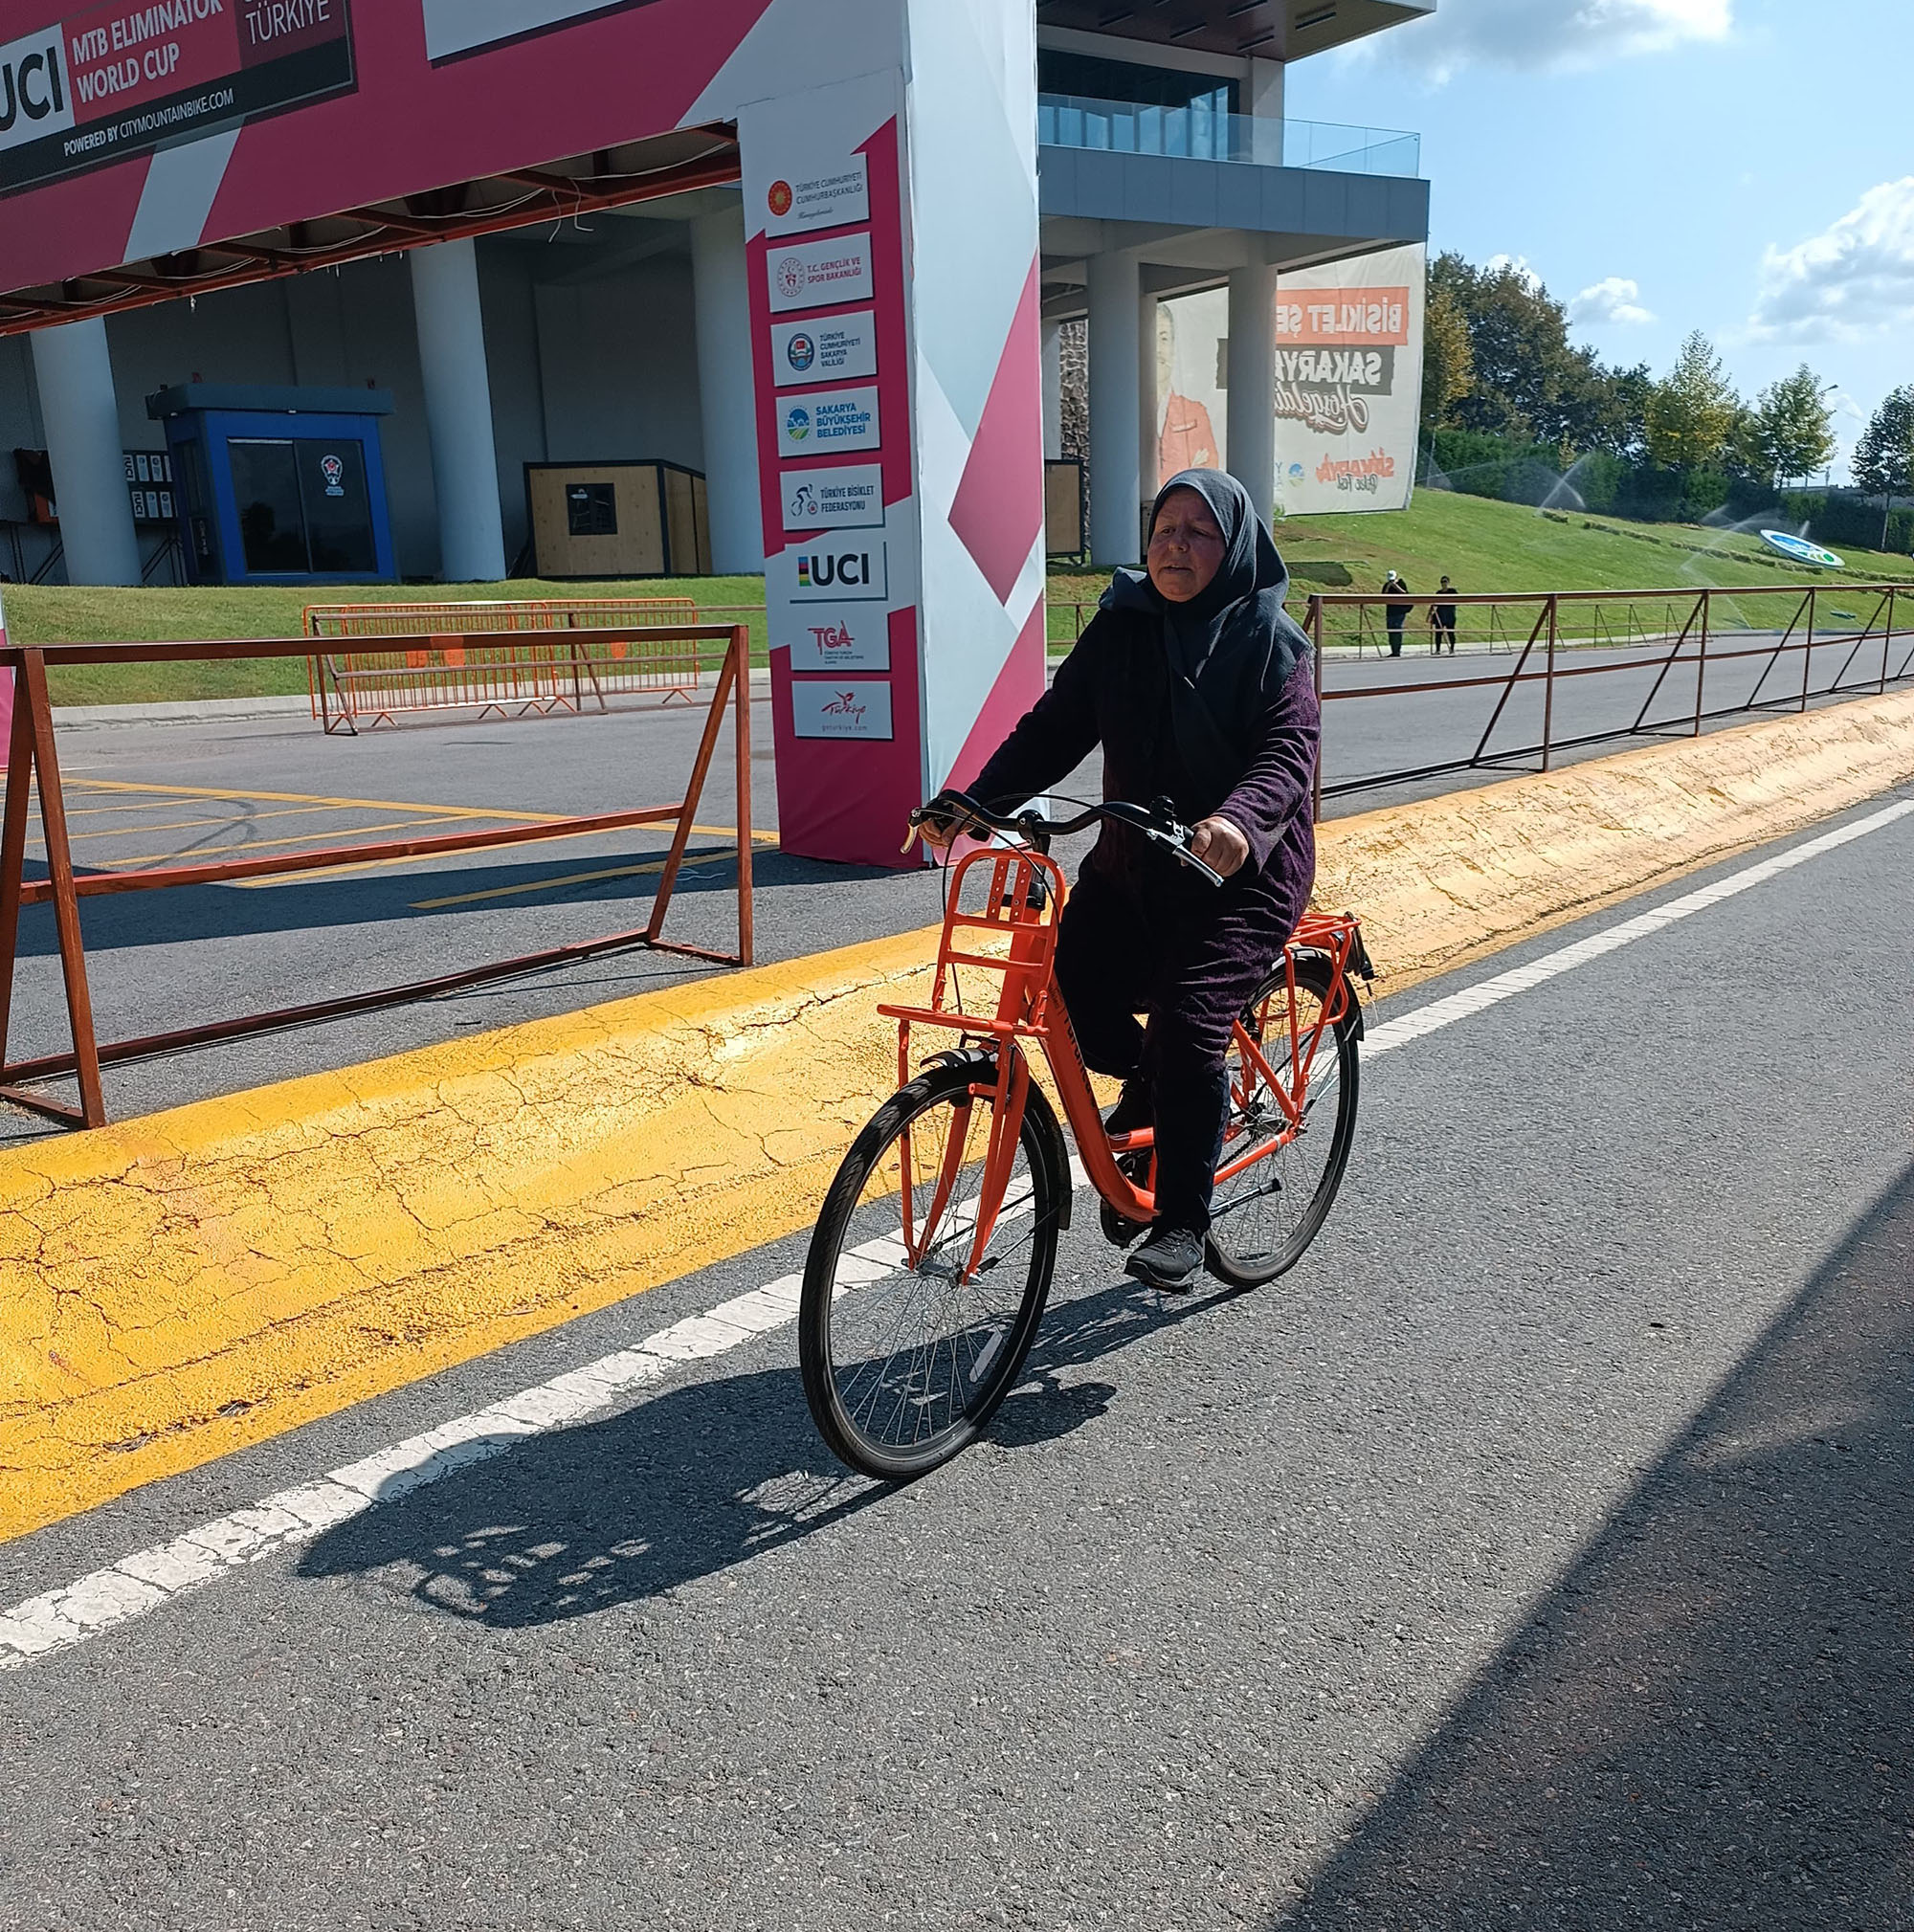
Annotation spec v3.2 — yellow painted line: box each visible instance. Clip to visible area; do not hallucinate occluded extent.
[410,845,758,910]
[80,813,497,870]
[52,804,441,844]
[232,824,777,892]
[67,777,577,825]
[8,689,1911,1543]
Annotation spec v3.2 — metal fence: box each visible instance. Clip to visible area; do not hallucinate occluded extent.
[1303,584,1914,815]
[0,625,755,1128]
[304,597,706,730]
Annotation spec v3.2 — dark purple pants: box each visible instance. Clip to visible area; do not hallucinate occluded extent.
[1053,868,1289,1233]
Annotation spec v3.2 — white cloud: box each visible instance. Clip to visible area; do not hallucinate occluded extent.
[1375,0,1734,83]
[1747,178,1914,344]
[1569,276,1657,326]
[1484,252,1544,292]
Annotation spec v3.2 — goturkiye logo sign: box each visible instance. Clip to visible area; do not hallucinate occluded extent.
[0,1,356,198]
[781,462,884,533]
[777,385,879,458]
[786,612,891,674]
[763,152,869,238]
[771,311,878,389]
[774,543,889,604]
[790,677,894,743]
[768,233,874,314]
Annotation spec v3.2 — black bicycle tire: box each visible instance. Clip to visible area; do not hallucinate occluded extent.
[1205,954,1361,1291]
[799,1057,1063,1479]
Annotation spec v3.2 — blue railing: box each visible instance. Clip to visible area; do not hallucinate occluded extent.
[1036,94,1420,179]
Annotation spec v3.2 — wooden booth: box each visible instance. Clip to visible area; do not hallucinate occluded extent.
[526,460,712,579]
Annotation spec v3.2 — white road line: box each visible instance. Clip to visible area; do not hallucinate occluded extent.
[3,797,1908,1670]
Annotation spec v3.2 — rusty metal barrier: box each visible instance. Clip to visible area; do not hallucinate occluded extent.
[0,624,753,1129]
[1304,583,1914,817]
[303,598,704,730]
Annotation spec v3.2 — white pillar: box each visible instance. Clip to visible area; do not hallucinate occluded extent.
[1227,260,1279,528]
[1087,250,1142,566]
[1141,290,1161,512]
[1040,319,1063,462]
[409,237,506,582]
[1247,57,1284,167]
[691,203,765,576]
[31,319,140,587]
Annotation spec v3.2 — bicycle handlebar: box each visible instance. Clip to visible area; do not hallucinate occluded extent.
[905,789,1227,888]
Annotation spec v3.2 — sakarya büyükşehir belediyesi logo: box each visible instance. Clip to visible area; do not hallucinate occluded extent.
[785,406,811,443]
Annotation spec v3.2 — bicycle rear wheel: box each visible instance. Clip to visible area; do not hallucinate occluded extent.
[1206,955,1360,1290]
[799,1055,1066,1480]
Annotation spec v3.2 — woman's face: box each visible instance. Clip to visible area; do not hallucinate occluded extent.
[1146,487,1227,604]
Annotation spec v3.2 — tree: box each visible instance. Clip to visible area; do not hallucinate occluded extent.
[1420,278,1474,434]
[1645,330,1741,471]
[1751,365,1838,489]
[1852,386,1914,544]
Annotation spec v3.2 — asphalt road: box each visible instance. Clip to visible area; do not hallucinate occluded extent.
[3,791,1908,1929]
[0,634,1904,1134]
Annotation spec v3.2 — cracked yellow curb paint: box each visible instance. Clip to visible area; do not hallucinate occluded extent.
[4,688,1913,1542]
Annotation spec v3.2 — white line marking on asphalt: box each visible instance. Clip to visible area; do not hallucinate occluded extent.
[4,797,1908,1670]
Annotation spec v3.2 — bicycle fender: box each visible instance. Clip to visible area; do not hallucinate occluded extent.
[923,1047,1074,1232]
[1289,949,1366,1042]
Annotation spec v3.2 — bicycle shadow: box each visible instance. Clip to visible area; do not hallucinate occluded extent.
[296,1272,1212,1629]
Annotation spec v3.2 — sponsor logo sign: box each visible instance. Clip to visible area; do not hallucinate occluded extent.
[773,542,889,604]
[1760,529,1844,568]
[0,0,355,199]
[783,611,891,673]
[763,151,869,237]
[790,677,893,742]
[770,310,878,388]
[768,232,873,314]
[780,462,884,533]
[777,384,879,458]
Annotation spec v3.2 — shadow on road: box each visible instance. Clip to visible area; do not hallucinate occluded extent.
[297,1274,1207,1629]
[1273,1161,1914,1930]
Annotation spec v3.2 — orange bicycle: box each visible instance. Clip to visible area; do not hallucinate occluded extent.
[799,792,1371,1479]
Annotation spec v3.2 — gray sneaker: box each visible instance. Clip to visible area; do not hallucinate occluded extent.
[1125,1224,1204,1293]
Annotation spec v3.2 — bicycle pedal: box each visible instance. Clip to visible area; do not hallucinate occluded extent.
[1099,1200,1147,1250]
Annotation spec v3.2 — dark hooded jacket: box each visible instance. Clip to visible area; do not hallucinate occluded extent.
[969,469,1319,939]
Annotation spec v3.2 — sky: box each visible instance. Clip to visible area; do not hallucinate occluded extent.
[1286,0,1914,478]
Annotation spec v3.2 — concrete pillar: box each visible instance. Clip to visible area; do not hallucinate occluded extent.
[1246,56,1284,166]
[1141,290,1162,517]
[691,203,765,576]
[1087,250,1142,566]
[30,319,140,587]
[1040,319,1063,462]
[1227,259,1280,528]
[409,237,507,582]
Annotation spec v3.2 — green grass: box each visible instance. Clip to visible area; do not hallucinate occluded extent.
[1047,489,1914,643]
[9,490,1911,700]
[0,576,768,705]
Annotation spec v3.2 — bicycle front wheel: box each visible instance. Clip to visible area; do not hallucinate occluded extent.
[1207,954,1360,1290]
[799,1055,1066,1480]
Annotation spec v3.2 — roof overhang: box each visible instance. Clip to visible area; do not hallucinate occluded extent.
[1035,0,1436,63]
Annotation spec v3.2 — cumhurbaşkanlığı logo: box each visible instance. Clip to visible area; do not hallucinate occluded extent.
[768,180,793,218]
[785,332,816,373]
[775,256,807,301]
[785,407,811,444]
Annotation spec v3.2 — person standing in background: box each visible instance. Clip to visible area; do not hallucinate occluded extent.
[1431,575,1458,654]
[1382,570,1412,656]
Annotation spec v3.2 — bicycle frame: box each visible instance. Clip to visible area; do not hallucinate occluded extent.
[877,844,1367,1282]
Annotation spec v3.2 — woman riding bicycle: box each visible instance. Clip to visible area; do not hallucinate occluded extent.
[926,468,1320,1294]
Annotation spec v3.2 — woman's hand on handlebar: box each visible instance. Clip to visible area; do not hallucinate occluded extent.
[1190,815,1250,879]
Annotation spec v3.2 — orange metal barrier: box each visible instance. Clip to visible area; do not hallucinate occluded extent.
[303,598,704,730]
[0,625,753,1129]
